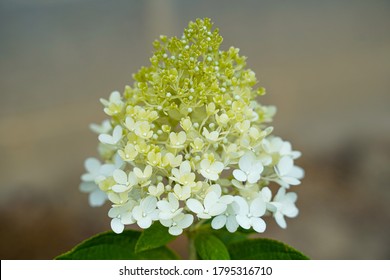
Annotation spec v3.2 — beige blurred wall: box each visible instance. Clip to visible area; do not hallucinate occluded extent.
[1,0,389,259]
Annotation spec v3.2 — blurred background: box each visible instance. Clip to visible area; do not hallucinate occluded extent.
[1,0,389,259]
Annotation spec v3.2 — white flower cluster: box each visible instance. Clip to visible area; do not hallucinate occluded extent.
[80,18,304,236]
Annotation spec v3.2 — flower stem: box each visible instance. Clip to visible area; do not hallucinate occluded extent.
[188,233,197,260]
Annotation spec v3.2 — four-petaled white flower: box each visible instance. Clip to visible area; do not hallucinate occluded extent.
[90,119,111,134]
[173,184,191,201]
[169,131,187,148]
[134,121,153,139]
[270,188,299,229]
[100,91,124,116]
[233,151,264,184]
[108,200,137,234]
[211,201,240,232]
[79,182,107,207]
[186,184,233,219]
[235,196,267,233]
[132,196,159,229]
[199,159,224,181]
[133,165,153,182]
[170,161,196,188]
[157,193,183,220]
[148,182,164,197]
[80,156,122,207]
[81,157,104,182]
[202,128,219,142]
[263,136,301,159]
[274,156,304,188]
[160,213,194,236]
[112,169,138,193]
[98,125,122,145]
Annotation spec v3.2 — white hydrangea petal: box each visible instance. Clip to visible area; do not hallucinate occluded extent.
[127,172,138,186]
[233,169,247,182]
[98,134,114,145]
[198,213,212,219]
[169,193,179,210]
[132,206,142,220]
[234,196,249,214]
[236,215,251,229]
[137,217,152,229]
[113,169,127,184]
[121,212,135,224]
[219,195,234,204]
[274,188,286,201]
[239,153,253,171]
[211,215,226,229]
[89,189,107,207]
[150,209,160,221]
[274,212,287,229]
[251,217,266,233]
[286,192,298,203]
[204,191,219,210]
[282,176,301,186]
[99,164,116,177]
[181,161,191,174]
[267,203,278,212]
[226,216,239,233]
[201,171,218,181]
[144,165,153,178]
[111,218,124,234]
[133,167,144,179]
[209,203,227,216]
[79,182,96,192]
[290,166,305,179]
[143,196,157,213]
[108,207,120,218]
[112,125,123,142]
[250,198,266,217]
[112,184,129,193]
[157,200,171,212]
[178,214,194,229]
[85,158,100,173]
[209,184,222,196]
[169,226,183,236]
[276,156,293,176]
[186,199,204,214]
[213,161,224,173]
[284,206,299,218]
[90,119,111,134]
[160,219,173,227]
[261,187,272,202]
[247,172,260,184]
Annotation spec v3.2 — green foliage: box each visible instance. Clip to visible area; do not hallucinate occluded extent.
[135,222,177,253]
[56,230,178,260]
[194,232,230,260]
[228,238,309,260]
[56,228,308,260]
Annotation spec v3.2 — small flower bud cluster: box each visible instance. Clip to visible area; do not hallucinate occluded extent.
[80,18,304,235]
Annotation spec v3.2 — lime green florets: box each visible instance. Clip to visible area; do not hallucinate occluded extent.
[105,18,274,168]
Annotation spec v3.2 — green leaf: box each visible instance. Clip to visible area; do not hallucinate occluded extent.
[213,229,248,246]
[56,230,179,260]
[194,233,230,260]
[228,238,309,260]
[135,222,177,253]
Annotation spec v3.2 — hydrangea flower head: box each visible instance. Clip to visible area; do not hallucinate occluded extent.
[80,18,304,235]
